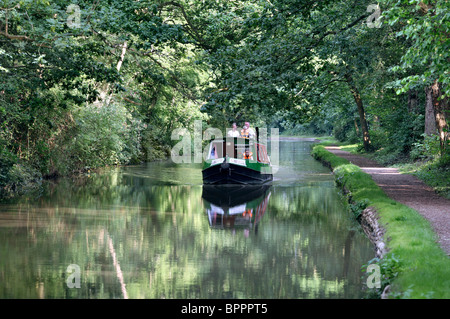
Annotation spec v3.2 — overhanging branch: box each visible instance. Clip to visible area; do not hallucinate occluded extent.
[158,1,213,51]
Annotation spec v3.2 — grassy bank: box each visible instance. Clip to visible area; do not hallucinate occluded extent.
[332,143,450,200]
[395,159,450,200]
[311,144,450,299]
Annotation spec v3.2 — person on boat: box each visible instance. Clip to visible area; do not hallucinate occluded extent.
[240,123,250,138]
[227,123,240,137]
[243,149,253,160]
[245,122,256,139]
[210,146,218,159]
[242,209,252,218]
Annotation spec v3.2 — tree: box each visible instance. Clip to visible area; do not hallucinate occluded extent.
[381,0,449,153]
[0,0,208,191]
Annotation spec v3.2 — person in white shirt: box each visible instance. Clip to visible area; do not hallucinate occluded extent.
[227,122,240,137]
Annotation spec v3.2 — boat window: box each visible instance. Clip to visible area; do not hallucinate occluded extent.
[225,141,235,158]
[257,144,269,163]
[233,139,254,160]
[236,144,247,159]
[209,141,224,159]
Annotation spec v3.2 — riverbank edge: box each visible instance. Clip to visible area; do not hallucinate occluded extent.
[0,158,165,202]
[310,145,389,298]
[310,144,450,299]
[309,144,386,251]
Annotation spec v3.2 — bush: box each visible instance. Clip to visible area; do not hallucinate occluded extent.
[362,254,403,299]
[367,127,389,152]
[3,163,42,195]
[142,129,171,162]
[410,134,441,161]
[0,145,17,189]
[52,103,144,174]
[332,116,358,142]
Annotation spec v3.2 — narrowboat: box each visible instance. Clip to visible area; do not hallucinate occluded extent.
[202,136,273,185]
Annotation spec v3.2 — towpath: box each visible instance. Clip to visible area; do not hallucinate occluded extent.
[324,146,450,256]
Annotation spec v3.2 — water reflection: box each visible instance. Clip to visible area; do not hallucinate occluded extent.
[0,139,375,299]
[203,185,271,233]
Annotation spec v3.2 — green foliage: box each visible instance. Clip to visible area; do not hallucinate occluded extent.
[2,0,447,193]
[349,199,369,220]
[0,0,208,193]
[362,253,403,298]
[367,114,425,165]
[398,154,450,199]
[0,138,16,178]
[333,116,360,143]
[67,104,144,171]
[313,145,450,298]
[410,133,442,161]
[380,0,450,97]
[0,0,448,299]
[3,162,42,194]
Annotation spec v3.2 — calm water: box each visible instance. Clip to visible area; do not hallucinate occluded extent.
[0,139,374,299]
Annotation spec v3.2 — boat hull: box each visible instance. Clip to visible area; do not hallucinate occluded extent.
[202,162,273,185]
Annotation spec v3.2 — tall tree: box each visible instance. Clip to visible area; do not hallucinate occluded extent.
[381,0,449,152]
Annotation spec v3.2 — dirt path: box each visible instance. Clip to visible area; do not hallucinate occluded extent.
[325,146,450,256]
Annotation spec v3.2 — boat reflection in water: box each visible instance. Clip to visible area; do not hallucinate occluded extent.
[202,185,271,235]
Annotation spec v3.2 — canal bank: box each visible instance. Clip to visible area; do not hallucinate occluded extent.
[311,144,450,299]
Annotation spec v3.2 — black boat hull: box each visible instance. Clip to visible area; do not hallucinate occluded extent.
[202,162,273,185]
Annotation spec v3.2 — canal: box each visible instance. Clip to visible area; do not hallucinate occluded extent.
[0,138,375,298]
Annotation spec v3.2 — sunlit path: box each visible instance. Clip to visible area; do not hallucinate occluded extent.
[325,146,450,256]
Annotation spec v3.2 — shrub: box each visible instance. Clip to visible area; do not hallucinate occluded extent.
[3,163,42,195]
[52,103,144,174]
[0,144,17,189]
[362,254,403,299]
[410,133,441,161]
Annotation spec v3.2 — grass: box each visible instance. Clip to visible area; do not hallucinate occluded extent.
[326,140,450,200]
[395,158,450,200]
[311,144,450,299]
[338,143,359,153]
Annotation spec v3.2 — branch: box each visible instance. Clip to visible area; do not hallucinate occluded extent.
[147,54,200,102]
[0,30,33,41]
[289,12,371,66]
[0,4,21,11]
[158,1,213,51]
[122,96,142,105]
[0,4,31,41]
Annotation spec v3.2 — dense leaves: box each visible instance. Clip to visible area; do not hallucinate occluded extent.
[0,0,448,195]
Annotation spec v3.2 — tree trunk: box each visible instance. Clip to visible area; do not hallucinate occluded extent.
[431,80,449,153]
[105,41,128,106]
[345,73,372,151]
[407,89,418,113]
[425,85,437,136]
[354,117,360,136]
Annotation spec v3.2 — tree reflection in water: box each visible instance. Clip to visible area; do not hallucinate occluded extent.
[0,140,375,299]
